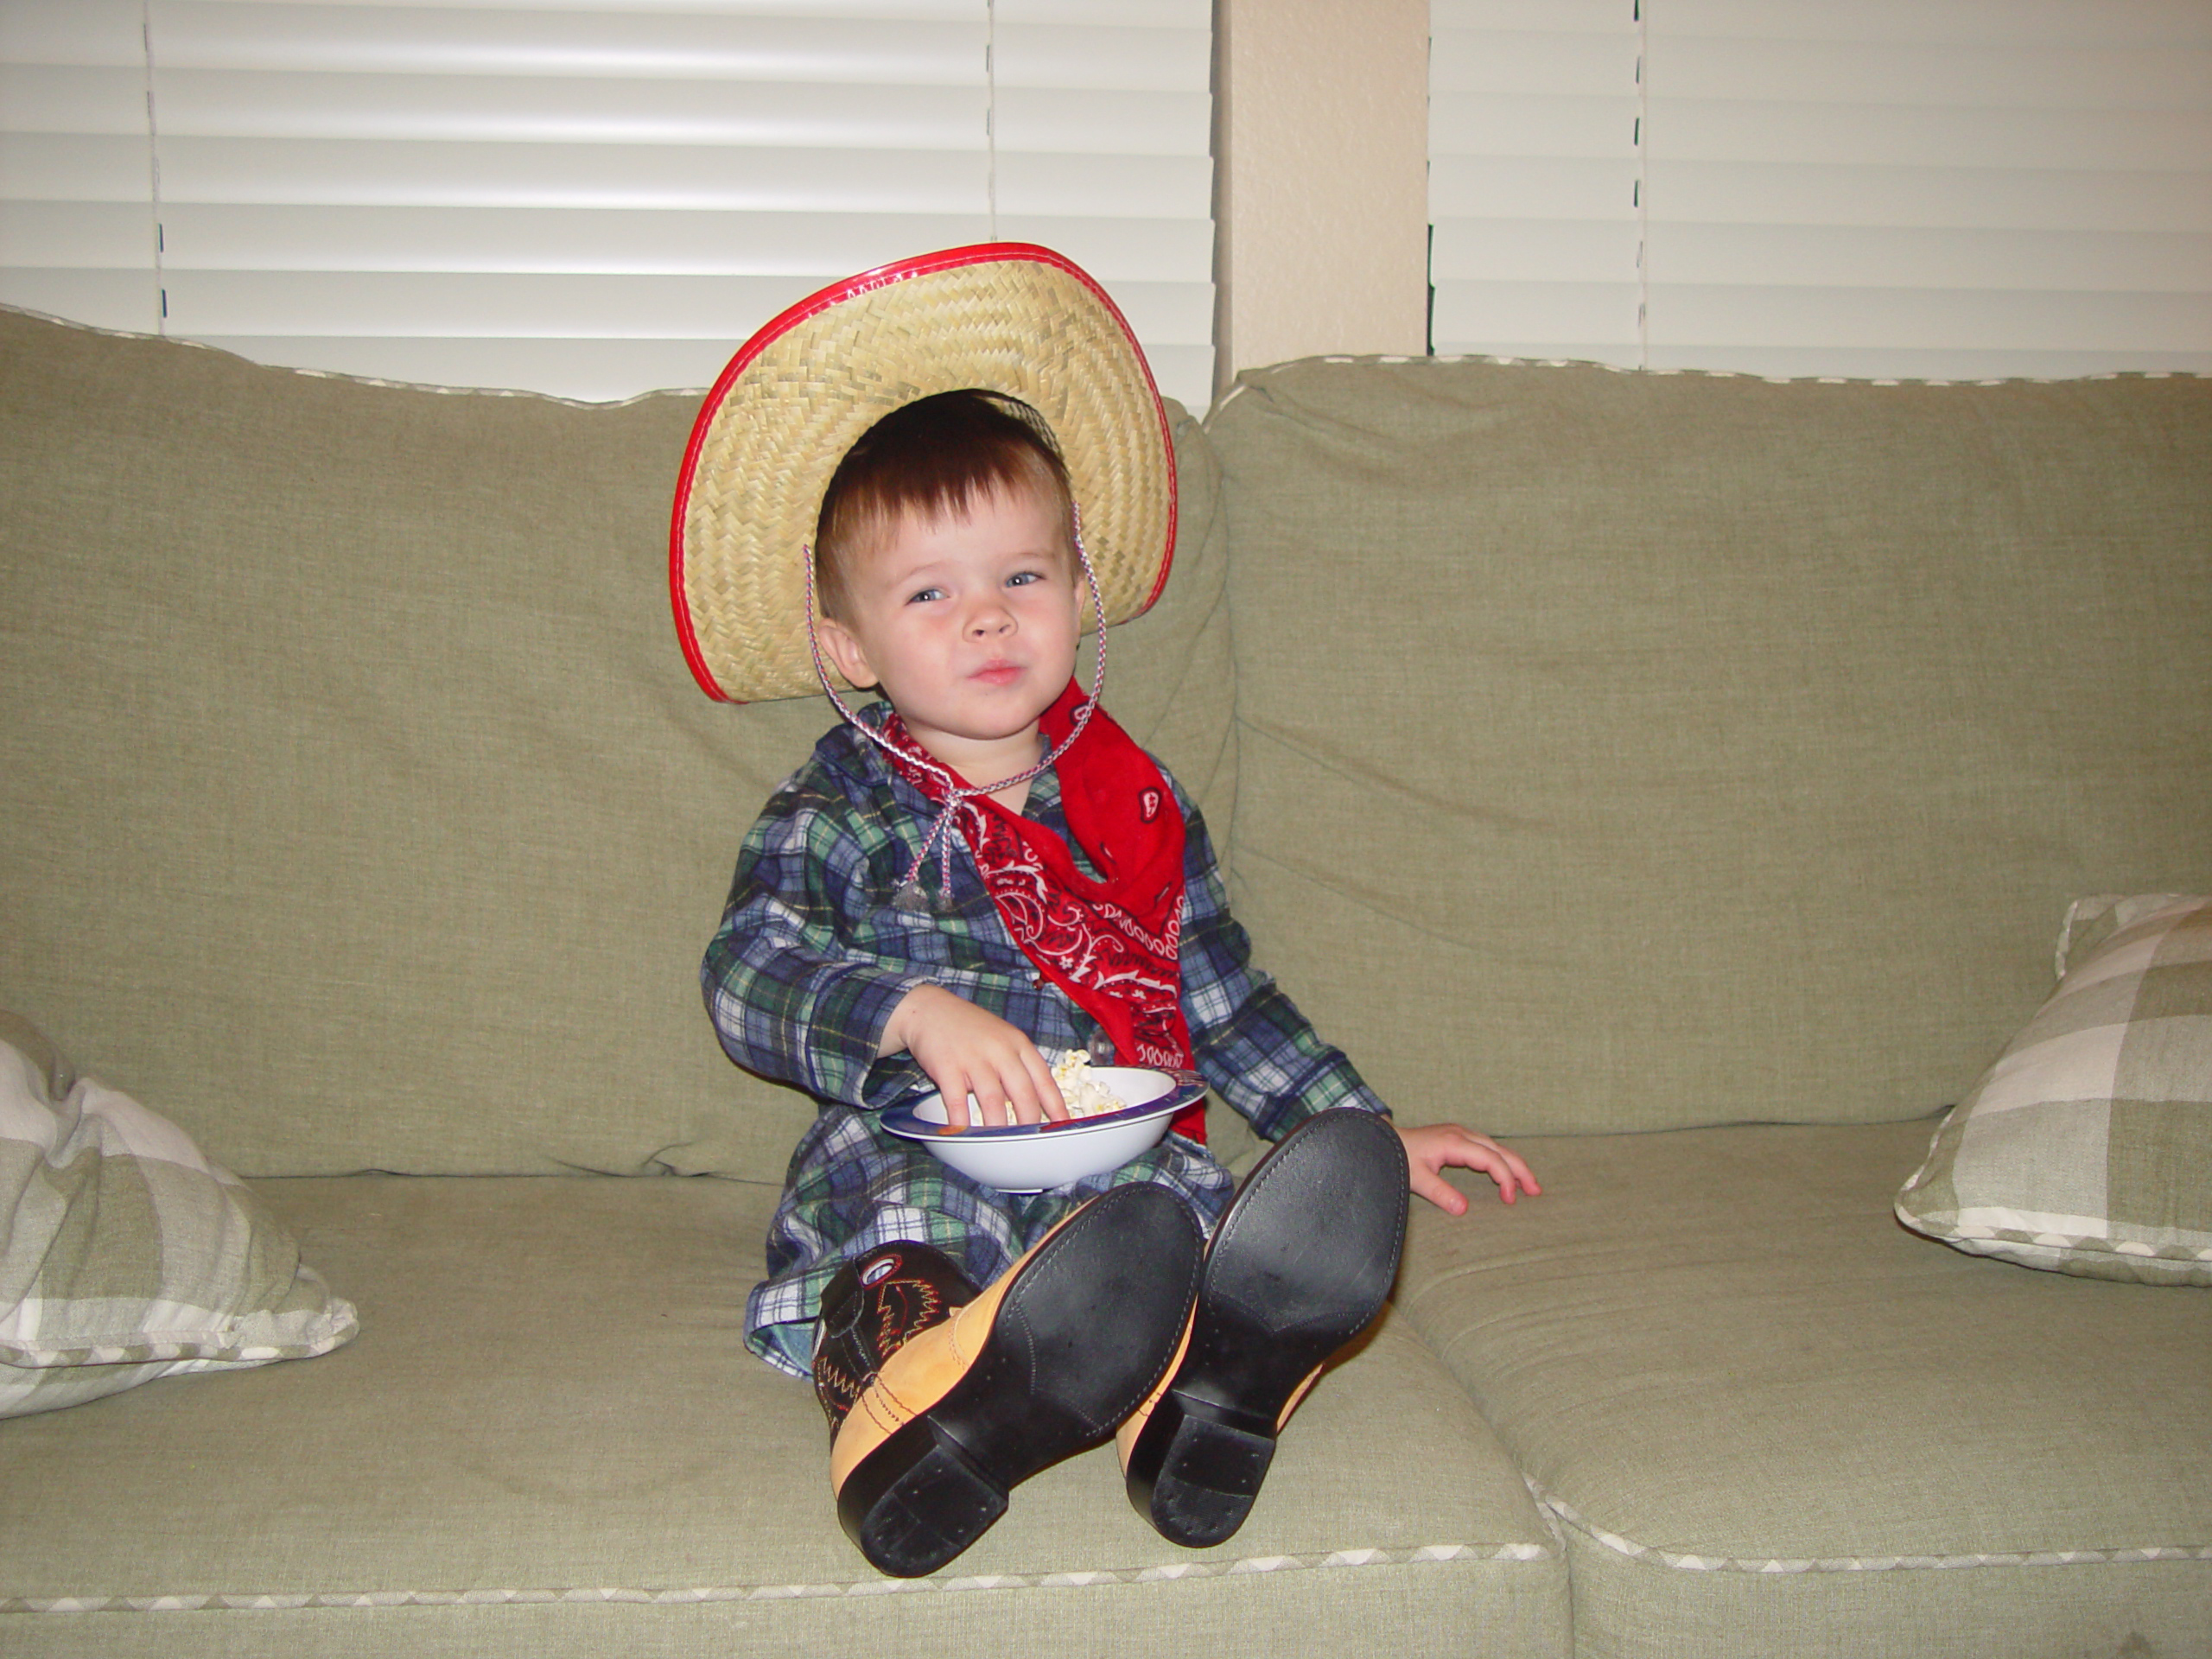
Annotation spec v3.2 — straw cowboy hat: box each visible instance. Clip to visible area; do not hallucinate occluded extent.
[669,243,1179,704]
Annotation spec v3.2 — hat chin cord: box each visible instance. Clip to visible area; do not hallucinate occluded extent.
[804,504,1114,915]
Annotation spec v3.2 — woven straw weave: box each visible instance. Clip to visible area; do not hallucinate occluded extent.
[673,249,1174,703]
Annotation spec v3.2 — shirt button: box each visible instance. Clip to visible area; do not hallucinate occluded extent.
[1031,972,1046,987]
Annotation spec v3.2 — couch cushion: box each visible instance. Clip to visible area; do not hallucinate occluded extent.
[1207,358,2212,1135]
[0,306,1235,1180]
[0,1173,1567,1659]
[1897,893,2212,1284]
[1395,1121,2212,1659]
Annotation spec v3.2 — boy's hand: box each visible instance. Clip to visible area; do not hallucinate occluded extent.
[880,983,1067,1130]
[1396,1123,1541,1216]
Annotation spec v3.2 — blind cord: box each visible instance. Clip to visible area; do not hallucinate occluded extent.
[142,0,165,334]
[986,0,999,240]
[1634,0,1649,370]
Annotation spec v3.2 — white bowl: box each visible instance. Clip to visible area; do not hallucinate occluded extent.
[880,1067,1205,1193]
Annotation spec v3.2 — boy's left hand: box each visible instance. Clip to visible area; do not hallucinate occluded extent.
[1397,1123,1541,1216]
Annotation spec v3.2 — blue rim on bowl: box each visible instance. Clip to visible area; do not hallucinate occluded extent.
[879,1067,1205,1142]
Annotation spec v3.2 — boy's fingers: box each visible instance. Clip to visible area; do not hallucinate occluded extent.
[1411,1125,1542,1205]
[976,1040,1059,1127]
[976,1073,1018,1127]
[1473,1147,1529,1204]
[997,1058,1033,1126]
[1410,1161,1470,1217]
[983,1055,1037,1126]
[1484,1141,1541,1199]
[1025,1048,1069,1122]
[925,1056,1056,1128]
[939,1077,973,1132]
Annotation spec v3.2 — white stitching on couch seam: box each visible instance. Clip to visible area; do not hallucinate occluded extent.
[1532,1487,2212,1573]
[1239,352,2210,389]
[0,1542,1558,1615]
[0,302,690,408]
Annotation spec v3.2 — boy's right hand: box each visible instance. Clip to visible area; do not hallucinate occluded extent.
[880,983,1067,1130]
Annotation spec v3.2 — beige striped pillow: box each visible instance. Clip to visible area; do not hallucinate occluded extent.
[2,1015,359,1417]
[1897,896,2212,1286]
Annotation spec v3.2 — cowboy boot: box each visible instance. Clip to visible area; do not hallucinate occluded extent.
[831,1182,1204,1578]
[813,1243,980,1435]
[1118,1107,1408,1548]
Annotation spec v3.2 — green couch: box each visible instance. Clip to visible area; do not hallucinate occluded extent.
[3,304,2206,1657]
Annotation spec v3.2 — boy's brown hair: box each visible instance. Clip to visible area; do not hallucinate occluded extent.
[811,390,1076,622]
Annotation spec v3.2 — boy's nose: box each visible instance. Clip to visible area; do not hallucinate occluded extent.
[965,603,1014,637]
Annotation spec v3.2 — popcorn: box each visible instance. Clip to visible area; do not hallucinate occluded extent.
[1051,1052,1126,1119]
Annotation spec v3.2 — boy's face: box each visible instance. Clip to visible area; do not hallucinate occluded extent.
[816,482,1086,768]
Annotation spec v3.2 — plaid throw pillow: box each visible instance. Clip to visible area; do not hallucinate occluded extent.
[1896,896,2212,1286]
[1,1015,359,1418]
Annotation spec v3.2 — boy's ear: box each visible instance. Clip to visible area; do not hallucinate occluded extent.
[814,613,878,690]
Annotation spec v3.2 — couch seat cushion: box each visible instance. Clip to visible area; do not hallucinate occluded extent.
[1396,1121,2212,1659]
[0,1173,1567,1658]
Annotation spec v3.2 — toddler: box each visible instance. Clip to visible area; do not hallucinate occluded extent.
[673,247,1536,1578]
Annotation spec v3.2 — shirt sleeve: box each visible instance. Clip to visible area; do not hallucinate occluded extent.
[701,772,936,1110]
[1173,785,1392,1142]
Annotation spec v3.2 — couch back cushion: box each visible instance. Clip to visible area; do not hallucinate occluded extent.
[0,308,1233,1177]
[1210,358,2211,1135]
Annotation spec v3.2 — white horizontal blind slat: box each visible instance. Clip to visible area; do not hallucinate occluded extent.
[155,264,1214,338]
[3,0,1212,408]
[1,134,156,200]
[1430,0,2212,378]
[147,70,993,145]
[155,137,987,209]
[151,2,986,79]
[141,3,1212,26]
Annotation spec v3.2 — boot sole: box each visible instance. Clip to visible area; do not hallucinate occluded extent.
[838,1183,1203,1577]
[1125,1109,1408,1548]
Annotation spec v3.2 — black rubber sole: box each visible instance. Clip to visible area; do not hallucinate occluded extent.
[1125,1109,1408,1548]
[837,1182,1203,1578]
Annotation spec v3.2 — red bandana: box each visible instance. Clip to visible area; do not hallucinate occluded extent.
[880,682,1205,1142]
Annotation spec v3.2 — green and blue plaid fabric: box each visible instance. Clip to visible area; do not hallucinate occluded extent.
[705,708,1387,1376]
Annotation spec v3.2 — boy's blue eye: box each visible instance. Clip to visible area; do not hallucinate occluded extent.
[906,587,944,605]
[1007,571,1041,588]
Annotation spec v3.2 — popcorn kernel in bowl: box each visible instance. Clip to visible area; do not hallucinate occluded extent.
[1051,1052,1126,1119]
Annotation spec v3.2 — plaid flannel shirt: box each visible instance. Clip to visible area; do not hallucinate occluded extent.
[704,706,1388,1376]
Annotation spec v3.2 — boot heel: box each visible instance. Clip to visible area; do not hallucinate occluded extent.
[837,1416,1009,1579]
[1126,1389,1277,1548]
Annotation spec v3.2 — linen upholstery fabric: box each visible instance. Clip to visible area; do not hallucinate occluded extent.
[0,1012,73,1103]
[1897,894,2212,1284]
[0,307,1236,1179]
[1395,1121,2212,1659]
[1208,358,2212,1135]
[0,1175,1572,1659]
[0,1021,356,1418]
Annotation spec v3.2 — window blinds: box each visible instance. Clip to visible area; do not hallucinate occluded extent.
[0,0,1214,407]
[1431,0,2212,378]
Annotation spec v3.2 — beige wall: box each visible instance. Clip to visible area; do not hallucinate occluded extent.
[1212,0,1430,398]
